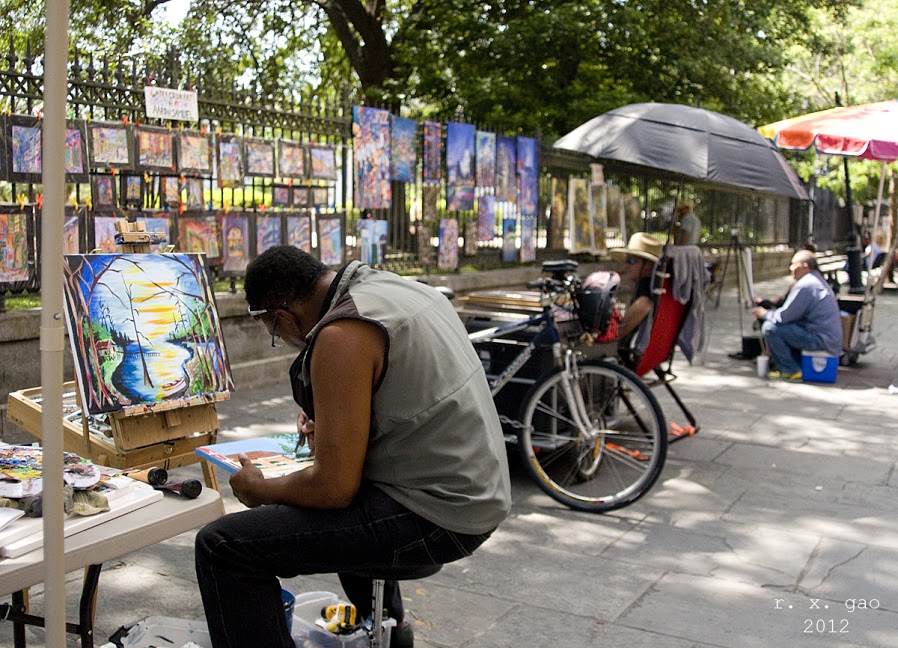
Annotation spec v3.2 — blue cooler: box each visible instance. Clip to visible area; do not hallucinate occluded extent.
[801,351,838,383]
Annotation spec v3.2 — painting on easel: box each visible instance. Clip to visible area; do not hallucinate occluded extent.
[63,253,235,415]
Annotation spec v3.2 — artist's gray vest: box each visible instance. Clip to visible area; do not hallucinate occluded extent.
[296,262,511,535]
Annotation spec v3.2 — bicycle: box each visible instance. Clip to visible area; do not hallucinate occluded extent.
[467,260,668,513]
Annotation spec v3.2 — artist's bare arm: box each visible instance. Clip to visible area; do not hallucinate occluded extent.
[620,296,652,338]
[230,319,385,509]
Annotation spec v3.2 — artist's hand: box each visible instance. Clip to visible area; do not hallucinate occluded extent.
[751,306,767,320]
[296,411,316,455]
[229,453,266,508]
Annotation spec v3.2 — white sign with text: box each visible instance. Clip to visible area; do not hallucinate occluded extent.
[144,87,199,122]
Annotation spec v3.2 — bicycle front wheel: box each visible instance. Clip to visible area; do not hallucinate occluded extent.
[517,360,667,513]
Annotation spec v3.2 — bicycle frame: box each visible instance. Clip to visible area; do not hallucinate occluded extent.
[468,307,563,398]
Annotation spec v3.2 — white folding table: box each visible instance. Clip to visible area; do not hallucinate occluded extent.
[0,488,223,647]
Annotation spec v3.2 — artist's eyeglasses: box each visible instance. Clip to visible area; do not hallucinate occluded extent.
[270,312,285,348]
[248,303,287,321]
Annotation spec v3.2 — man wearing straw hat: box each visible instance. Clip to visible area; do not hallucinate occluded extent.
[610,232,664,356]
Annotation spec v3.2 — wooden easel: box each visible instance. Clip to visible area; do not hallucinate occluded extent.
[6,219,224,491]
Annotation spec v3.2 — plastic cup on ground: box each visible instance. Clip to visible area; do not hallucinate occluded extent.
[756,355,769,378]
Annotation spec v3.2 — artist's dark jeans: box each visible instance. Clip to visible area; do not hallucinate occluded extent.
[195,483,492,648]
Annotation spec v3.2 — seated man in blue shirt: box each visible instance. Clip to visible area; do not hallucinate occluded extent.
[751,250,843,381]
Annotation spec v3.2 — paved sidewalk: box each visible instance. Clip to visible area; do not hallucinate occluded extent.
[3,276,898,647]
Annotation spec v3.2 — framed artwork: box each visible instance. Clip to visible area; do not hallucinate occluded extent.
[162,176,182,207]
[0,207,33,285]
[135,125,176,173]
[64,120,90,183]
[177,130,213,175]
[311,187,331,210]
[476,130,496,188]
[91,215,119,253]
[309,145,338,181]
[62,252,235,415]
[446,122,475,211]
[87,121,134,171]
[277,139,306,179]
[463,220,477,256]
[569,177,594,254]
[8,114,42,184]
[356,219,388,266]
[221,213,250,275]
[286,215,312,253]
[423,121,441,183]
[91,175,118,211]
[390,116,417,183]
[244,137,276,178]
[177,214,222,261]
[422,184,439,221]
[317,216,344,266]
[185,177,205,210]
[63,208,83,255]
[437,217,458,270]
[517,136,538,216]
[292,187,309,209]
[256,215,282,255]
[121,175,144,208]
[520,214,536,262]
[217,134,244,187]
[477,195,496,241]
[496,135,517,204]
[549,177,568,250]
[416,222,436,267]
[352,106,391,209]
[140,216,171,253]
[501,217,517,263]
[272,184,291,208]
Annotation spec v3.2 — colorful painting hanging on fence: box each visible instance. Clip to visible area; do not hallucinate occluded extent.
[446,122,475,212]
[221,214,250,274]
[245,138,276,177]
[310,146,338,180]
[92,216,119,254]
[178,131,213,175]
[91,176,118,211]
[520,215,536,262]
[423,121,441,183]
[9,117,42,183]
[140,217,171,253]
[277,139,306,179]
[569,178,593,254]
[88,122,133,170]
[217,135,244,187]
[352,106,392,210]
[272,185,291,207]
[63,214,81,255]
[422,184,439,220]
[62,253,234,415]
[463,221,477,256]
[0,211,30,283]
[517,136,538,216]
[496,136,517,204]
[590,185,608,254]
[287,215,312,253]
[257,216,282,255]
[185,178,205,209]
[318,217,343,266]
[136,126,176,173]
[416,223,435,267]
[390,116,417,183]
[477,195,496,241]
[476,131,496,188]
[293,187,309,209]
[501,217,517,263]
[550,177,567,250]
[178,216,222,260]
[356,219,388,266]
[312,187,331,210]
[162,176,181,208]
[65,121,89,182]
[124,176,143,207]
[437,218,458,270]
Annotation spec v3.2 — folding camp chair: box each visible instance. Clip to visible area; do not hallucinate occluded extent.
[628,251,703,443]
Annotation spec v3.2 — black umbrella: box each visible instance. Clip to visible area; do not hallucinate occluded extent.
[554,102,809,200]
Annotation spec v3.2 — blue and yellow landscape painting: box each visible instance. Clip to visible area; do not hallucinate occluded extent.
[63,253,234,415]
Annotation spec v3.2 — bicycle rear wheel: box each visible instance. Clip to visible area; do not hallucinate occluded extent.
[517,360,667,513]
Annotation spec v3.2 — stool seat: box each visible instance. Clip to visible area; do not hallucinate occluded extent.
[354,564,443,581]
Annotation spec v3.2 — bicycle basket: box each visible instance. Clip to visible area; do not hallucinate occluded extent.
[576,271,621,336]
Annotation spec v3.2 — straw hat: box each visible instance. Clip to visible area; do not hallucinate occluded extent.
[609,232,663,263]
[675,199,693,211]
